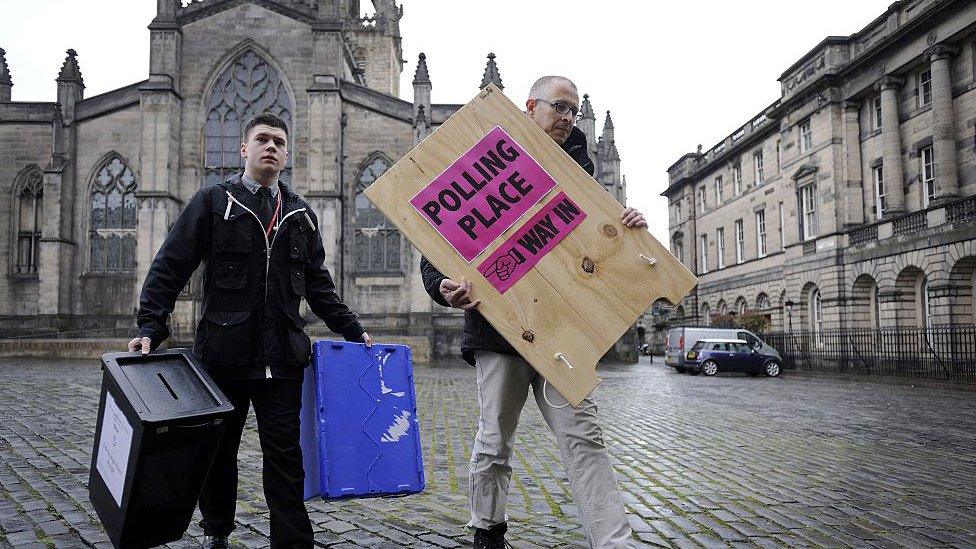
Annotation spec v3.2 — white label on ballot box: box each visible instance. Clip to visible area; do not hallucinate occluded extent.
[96,392,133,506]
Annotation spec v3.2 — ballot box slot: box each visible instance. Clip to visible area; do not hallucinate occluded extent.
[117,355,219,415]
[157,372,179,401]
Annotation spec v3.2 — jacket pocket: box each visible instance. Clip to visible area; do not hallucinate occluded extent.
[289,226,308,263]
[200,310,253,368]
[289,268,306,297]
[283,311,311,365]
[214,214,254,254]
[214,260,247,290]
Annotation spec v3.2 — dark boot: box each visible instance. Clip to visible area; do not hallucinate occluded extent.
[473,522,508,549]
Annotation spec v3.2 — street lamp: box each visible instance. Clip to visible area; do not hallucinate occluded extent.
[784,300,794,333]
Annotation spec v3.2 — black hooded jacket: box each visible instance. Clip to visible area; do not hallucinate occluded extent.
[420,126,595,365]
[137,174,365,379]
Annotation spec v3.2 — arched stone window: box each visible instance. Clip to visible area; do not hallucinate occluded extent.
[13,166,43,274]
[756,293,771,311]
[810,288,823,339]
[353,154,400,272]
[205,49,293,187]
[89,157,137,273]
[700,303,711,326]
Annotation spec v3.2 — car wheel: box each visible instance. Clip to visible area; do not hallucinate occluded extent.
[675,366,686,373]
[764,361,781,378]
[701,360,718,377]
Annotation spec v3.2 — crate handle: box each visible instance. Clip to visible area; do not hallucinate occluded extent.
[554,352,574,370]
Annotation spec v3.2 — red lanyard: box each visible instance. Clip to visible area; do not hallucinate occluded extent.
[265,192,281,238]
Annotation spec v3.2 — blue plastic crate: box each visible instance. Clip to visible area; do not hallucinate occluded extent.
[300,341,425,500]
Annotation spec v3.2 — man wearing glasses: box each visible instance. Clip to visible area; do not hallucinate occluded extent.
[421,76,643,549]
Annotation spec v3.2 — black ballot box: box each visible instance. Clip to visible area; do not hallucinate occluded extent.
[89,349,234,549]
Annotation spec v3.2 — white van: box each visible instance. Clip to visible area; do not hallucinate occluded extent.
[665,327,780,373]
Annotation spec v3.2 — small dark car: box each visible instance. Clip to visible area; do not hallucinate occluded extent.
[684,338,781,377]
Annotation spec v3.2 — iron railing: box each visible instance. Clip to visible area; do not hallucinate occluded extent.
[762,326,976,381]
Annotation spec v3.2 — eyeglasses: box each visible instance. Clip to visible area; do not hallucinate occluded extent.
[533,98,580,120]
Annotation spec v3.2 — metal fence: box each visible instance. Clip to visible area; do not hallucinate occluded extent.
[762,326,976,381]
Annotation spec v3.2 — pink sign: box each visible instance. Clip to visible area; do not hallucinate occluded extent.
[477,192,587,294]
[410,126,558,262]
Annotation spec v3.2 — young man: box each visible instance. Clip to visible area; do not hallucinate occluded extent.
[421,77,644,549]
[130,113,371,549]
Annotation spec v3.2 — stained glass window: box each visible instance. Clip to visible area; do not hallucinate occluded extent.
[90,157,137,273]
[353,156,400,272]
[14,166,43,274]
[205,50,293,187]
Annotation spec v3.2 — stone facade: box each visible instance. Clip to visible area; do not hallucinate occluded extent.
[663,0,976,334]
[0,0,631,360]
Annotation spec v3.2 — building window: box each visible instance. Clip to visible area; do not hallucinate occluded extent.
[918,69,932,108]
[353,155,400,272]
[700,234,708,274]
[778,201,785,250]
[754,150,765,184]
[811,288,824,342]
[697,186,707,212]
[776,140,782,170]
[671,202,681,224]
[873,165,886,219]
[799,119,813,153]
[734,219,744,264]
[14,166,44,275]
[716,227,725,269]
[921,146,935,207]
[714,176,723,203]
[756,210,767,258]
[205,49,293,186]
[873,95,883,129]
[732,164,742,195]
[673,241,684,263]
[799,184,818,241]
[89,157,137,273]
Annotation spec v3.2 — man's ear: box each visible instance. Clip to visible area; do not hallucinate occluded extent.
[525,98,537,117]
[240,141,247,159]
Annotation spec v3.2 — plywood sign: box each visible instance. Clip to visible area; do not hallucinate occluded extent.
[365,84,697,406]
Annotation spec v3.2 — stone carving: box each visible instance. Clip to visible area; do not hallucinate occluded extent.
[784,54,825,94]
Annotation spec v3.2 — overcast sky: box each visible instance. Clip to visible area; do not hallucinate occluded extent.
[2,0,892,243]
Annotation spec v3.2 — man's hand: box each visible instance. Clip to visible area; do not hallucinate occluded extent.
[362,332,373,347]
[439,278,481,310]
[127,336,152,355]
[620,207,647,228]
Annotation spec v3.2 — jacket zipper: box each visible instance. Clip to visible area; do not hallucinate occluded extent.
[225,191,307,379]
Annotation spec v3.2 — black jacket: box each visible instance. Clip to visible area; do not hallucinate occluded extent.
[137,174,365,379]
[420,127,596,365]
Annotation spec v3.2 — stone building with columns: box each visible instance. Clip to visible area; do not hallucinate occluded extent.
[0,0,628,360]
[663,0,976,334]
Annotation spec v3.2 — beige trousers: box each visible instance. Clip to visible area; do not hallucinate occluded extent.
[467,350,634,548]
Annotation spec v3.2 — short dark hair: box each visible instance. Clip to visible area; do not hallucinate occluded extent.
[242,112,289,142]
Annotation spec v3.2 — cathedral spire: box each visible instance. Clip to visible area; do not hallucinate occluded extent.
[57,49,84,86]
[579,93,595,121]
[0,48,12,102]
[479,52,503,91]
[602,110,615,138]
[413,52,430,84]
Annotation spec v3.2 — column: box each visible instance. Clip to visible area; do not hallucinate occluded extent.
[874,76,905,214]
[841,101,864,227]
[927,44,959,203]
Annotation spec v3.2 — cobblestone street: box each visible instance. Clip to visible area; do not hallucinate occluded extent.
[1,356,975,548]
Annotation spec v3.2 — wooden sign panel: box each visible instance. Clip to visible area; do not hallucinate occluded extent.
[365,84,697,406]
